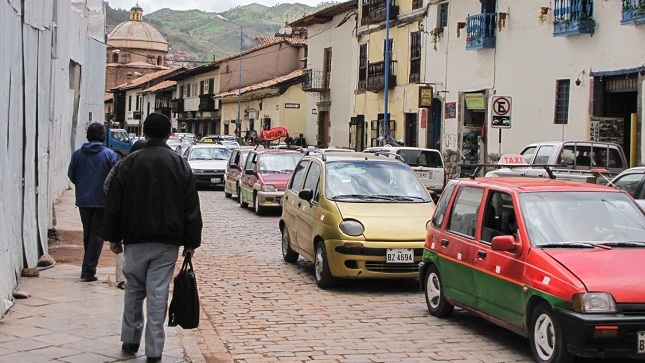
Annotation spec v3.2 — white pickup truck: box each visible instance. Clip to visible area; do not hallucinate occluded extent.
[485,141,628,184]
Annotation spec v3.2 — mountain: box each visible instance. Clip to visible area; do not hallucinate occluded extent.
[105,2,333,65]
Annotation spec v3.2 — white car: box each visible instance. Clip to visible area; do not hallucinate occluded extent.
[184,144,231,188]
[609,166,645,208]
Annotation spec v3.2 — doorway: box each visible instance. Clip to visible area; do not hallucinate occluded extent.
[404,113,418,147]
[318,111,329,147]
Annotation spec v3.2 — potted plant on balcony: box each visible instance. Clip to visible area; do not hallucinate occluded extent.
[456,21,466,37]
[431,26,444,50]
[539,6,549,25]
[498,12,508,31]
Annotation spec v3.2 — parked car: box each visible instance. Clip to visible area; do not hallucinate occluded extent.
[419,177,645,363]
[363,146,445,194]
[280,151,436,288]
[173,132,196,144]
[198,135,248,146]
[223,146,254,200]
[173,143,191,157]
[183,144,231,188]
[609,166,645,208]
[239,148,303,214]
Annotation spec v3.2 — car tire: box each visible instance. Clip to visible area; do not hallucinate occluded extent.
[224,189,232,198]
[239,189,248,208]
[236,184,241,203]
[529,302,573,363]
[281,228,298,263]
[254,193,265,215]
[314,241,335,288]
[424,265,454,317]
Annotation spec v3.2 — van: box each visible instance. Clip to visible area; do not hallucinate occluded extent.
[364,146,445,193]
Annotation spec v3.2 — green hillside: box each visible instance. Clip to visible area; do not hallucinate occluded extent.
[106,2,333,64]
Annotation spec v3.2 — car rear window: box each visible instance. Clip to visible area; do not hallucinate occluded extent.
[397,149,443,168]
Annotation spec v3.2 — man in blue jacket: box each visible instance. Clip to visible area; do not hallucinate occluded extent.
[67,122,119,282]
[102,113,202,362]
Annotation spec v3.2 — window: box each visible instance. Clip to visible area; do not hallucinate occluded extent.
[432,180,457,228]
[358,44,368,90]
[439,3,448,28]
[199,80,205,95]
[481,191,516,242]
[613,174,644,198]
[410,32,421,83]
[112,53,118,63]
[534,145,554,165]
[179,85,184,99]
[447,186,484,238]
[208,78,214,95]
[554,80,570,124]
[135,95,140,111]
[289,161,310,192]
[383,38,394,56]
[323,47,332,89]
[413,0,423,10]
[186,83,192,98]
[128,95,132,112]
[303,162,321,199]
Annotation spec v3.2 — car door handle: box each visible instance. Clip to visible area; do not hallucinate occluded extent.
[440,239,449,247]
[297,202,301,207]
[477,250,487,259]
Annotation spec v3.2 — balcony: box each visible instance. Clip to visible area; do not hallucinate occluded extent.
[361,0,399,25]
[132,111,142,120]
[621,0,645,25]
[365,60,396,92]
[199,94,216,111]
[465,13,496,50]
[553,0,595,36]
[302,69,329,92]
[171,98,184,113]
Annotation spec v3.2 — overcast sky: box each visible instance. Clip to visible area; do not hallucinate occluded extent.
[105,0,323,13]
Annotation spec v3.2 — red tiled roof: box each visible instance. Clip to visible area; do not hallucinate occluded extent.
[111,67,184,91]
[214,69,304,98]
[104,93,113,102]
[256,36,307,46]
[141,80,176,93]
[216,38,304,63]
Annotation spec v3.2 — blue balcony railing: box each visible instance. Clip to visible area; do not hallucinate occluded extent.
[621,0,645,25]
[553,0,595,36]
[465,13,496,50]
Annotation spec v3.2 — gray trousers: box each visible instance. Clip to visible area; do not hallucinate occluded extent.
[121,243,179,358]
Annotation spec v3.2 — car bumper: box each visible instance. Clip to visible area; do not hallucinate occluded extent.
[193,173,225,186]
[257,191,284,208]
[325,240,424,279]
[554,307,645,359]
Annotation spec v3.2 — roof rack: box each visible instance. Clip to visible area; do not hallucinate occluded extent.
[303,149,326,161]
[460,163,557,180]
[367,150,404,162]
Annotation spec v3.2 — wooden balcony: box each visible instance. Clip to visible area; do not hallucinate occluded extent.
[198,94,216,111]
[171,98,184,113]
[365,60,396,92]
[361,0,399,25]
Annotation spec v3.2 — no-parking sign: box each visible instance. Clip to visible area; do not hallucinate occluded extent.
[491,96,512,129]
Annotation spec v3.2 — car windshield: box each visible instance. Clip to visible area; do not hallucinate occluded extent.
[258,153,301,173]
[397,149,443,168]
[111,130,130,143]
[189,147,231,161]
[325,161,431,202]
[519,191,645,247]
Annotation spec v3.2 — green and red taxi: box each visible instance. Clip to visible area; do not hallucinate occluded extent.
[419,177,645,363]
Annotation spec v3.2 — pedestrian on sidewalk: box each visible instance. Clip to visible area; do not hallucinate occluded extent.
[103,138,147,290]
[67,122,119,282]
[102,113,203,363]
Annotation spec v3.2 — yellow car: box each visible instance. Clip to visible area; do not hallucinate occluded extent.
[279,151,436,288]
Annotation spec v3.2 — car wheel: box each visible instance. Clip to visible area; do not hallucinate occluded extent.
[529,302,573,363]
[224,189,232,198]
[254,193,265,215]
[314,241,335,288]
[239,189,248,208]
[281,228,298,263]
[236,184,241,203]
[424,265,454,317]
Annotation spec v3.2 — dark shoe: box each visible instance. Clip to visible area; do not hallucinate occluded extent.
[80,275,98,282]
[117,281,125,290]
[146,356,162,362]
[121,342,140,354]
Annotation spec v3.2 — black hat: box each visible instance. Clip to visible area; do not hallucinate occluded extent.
[143,113,171,139]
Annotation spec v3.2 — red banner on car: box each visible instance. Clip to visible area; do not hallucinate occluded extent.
[260,127,288,141]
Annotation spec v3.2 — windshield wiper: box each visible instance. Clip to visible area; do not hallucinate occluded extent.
[538,242,601,249]
[372,194,425,202]
[330,194,373,200]
[599,241,645,248]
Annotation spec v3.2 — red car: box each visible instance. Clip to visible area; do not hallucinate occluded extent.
[223,146,253,201]
[419,177,645,363]
[239,148,303,215]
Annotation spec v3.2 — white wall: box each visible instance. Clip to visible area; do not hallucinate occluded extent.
[0,0,106,317]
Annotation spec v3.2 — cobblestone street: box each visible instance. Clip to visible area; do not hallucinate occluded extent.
[191,190,534,363]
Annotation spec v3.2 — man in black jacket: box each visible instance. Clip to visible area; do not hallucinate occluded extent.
[102,113,202,362]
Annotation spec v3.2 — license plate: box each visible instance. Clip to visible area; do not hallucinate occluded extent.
[415,171,433,179]
[211,178,221,183]
[638,331,645,354]
[386,248,414,263]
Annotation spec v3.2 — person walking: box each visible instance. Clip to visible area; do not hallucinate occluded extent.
[103,139,147,290]
[102,113,203,362]
[67,122,119,282]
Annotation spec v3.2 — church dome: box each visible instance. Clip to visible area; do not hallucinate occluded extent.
[107,4,168,52]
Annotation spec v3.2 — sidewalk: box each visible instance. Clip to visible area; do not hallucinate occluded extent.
[0,189,207,363]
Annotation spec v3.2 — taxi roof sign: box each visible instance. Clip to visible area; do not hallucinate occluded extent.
[497,154,527,165]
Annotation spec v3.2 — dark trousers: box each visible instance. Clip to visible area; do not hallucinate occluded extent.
[78,207,105,278]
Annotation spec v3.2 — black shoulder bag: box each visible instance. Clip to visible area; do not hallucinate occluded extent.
[168,253,199,329]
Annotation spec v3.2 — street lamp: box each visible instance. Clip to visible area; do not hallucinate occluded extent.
[216,14,243,139]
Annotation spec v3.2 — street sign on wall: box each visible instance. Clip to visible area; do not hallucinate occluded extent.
[491,96,512,129]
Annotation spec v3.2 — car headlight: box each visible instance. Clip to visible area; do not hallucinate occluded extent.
[263,184,276,192]
[339,219,364,236]
[572,292,617,313]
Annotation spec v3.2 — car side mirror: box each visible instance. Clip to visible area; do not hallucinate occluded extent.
[491,235,520,254]
[298,189,314,201]
[245,169,255,175]
[229,163,238,168]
